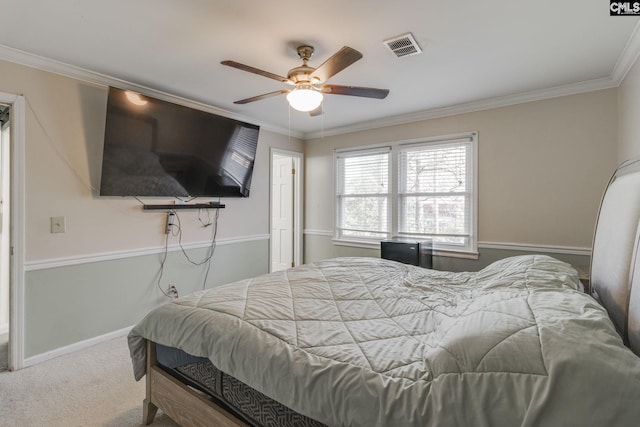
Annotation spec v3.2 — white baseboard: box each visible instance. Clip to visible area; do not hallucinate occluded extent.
[22,325,133,368]
[0,323,8,335]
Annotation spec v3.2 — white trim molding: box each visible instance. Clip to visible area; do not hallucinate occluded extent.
[3,19,640,142]
[305,78,617,139]
[24,234,270,271]
[478,241,592,256]
[0,92,26,371]
[303,229,334,237]
[305,20,640,139]
[23,325,133,368]
[332,239,380,250]
[0,43,301,139]
[611,20,640,84]
[305,229,592,257]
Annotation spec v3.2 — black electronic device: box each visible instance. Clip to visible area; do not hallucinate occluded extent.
[99,87,260,198]
[381,237,433,268]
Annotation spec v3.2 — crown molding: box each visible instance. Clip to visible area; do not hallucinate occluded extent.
[3,23,640,143]
[611,21,640,84]
[303,21,640,140]
[303,77,618,139]
[0,43,301,139]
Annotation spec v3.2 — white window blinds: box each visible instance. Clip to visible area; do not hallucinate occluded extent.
[335,147,390,241]
[334,133,477,255]
[398,137,474,252]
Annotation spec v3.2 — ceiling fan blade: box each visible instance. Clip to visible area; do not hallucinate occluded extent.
[322,84,389,99]
[233,89,290,104]
[221,60,293,84]
[310,46,363,83]
[309,104,323,117]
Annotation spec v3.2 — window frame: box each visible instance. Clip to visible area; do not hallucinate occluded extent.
[334,145,392,245]
[333,133,478,258]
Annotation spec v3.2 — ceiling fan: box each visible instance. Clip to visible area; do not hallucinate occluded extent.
[221,45,389,116]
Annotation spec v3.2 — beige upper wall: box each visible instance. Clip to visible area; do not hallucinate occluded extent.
[0,59,304,262]
[306,89,618,249]
[619,56,640,162]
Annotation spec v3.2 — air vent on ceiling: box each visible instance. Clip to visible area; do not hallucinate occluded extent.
[383,33,422,58]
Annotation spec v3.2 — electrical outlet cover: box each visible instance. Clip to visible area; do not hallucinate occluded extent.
[51,216,66,233]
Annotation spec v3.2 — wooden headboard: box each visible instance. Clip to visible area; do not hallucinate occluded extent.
[591,158,640,356]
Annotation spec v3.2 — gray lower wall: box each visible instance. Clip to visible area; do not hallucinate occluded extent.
[24,238,268,358]
[304,233,590,274]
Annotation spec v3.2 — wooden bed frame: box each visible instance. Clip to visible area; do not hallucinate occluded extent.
[140,158,640,426]
[143,340,247,427]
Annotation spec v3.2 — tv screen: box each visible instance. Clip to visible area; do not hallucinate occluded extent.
[99,87,260,198]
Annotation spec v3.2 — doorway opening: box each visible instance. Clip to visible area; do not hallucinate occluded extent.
[0,103,10,371]
[270,149,303,272]
[0,92,25,371]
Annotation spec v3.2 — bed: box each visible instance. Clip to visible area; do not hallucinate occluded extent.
[128,158,640,426]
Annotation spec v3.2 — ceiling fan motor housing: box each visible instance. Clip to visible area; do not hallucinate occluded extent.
[288,45,319,84]
[297,45,315,62]
[288,65,318,84]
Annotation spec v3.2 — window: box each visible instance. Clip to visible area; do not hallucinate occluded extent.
[335,147,390,241]
[398,137,475,253]
[335,133,477,256]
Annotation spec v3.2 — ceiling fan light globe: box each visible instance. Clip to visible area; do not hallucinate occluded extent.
[287,88,323,112]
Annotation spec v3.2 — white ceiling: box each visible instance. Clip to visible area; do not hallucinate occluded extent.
[1,1,639,138]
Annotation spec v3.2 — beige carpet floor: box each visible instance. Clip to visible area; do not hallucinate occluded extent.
[0,336,179,427]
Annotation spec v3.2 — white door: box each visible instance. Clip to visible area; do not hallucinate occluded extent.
[271,154,294,272]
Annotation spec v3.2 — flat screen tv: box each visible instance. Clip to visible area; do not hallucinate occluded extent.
[100,87,260,198]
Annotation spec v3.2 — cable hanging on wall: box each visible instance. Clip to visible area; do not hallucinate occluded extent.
[155,205,221,297]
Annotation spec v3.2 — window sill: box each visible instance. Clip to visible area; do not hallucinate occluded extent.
[432,249,479,260]
[332,238,381,250]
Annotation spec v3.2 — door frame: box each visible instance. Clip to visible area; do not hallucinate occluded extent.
[269,148,303,272]
[0,92,25,371]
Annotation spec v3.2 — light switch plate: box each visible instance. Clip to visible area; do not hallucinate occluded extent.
[51,216,66,233]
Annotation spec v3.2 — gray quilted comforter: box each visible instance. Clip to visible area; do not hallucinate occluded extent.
[128,255,640,426]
